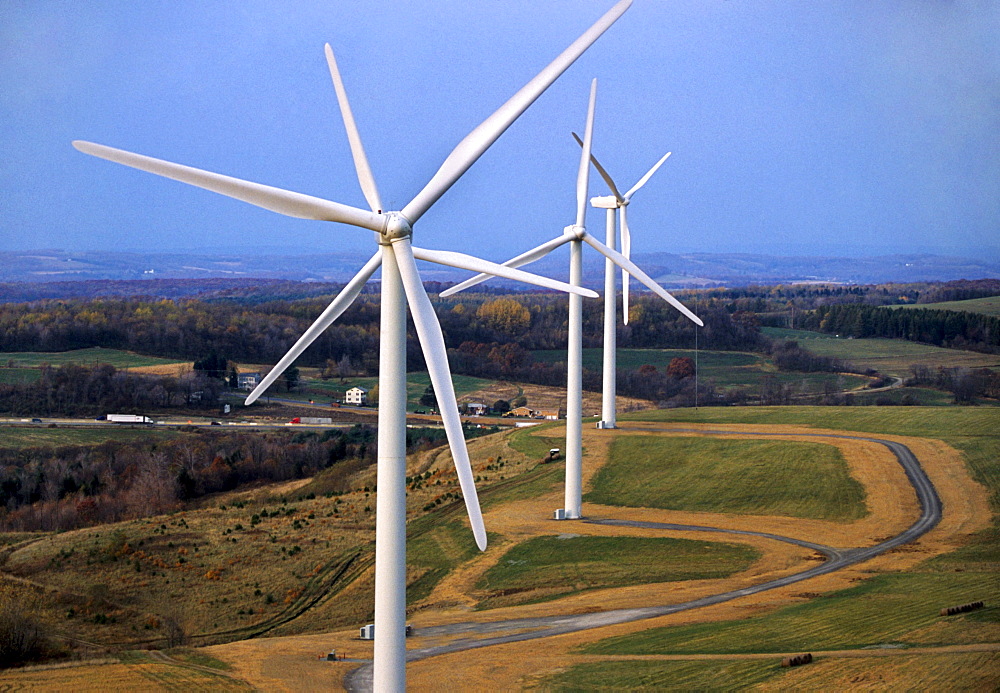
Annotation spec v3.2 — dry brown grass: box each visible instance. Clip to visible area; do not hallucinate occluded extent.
[3,421,991,691]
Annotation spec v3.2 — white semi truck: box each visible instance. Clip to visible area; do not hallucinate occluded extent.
[106,414,154,424]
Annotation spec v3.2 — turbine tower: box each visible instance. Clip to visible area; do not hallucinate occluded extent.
[573,132,673,428]
[72,3,630,689]
[442,81,701,521]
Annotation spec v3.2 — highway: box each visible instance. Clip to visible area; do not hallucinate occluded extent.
[344,426,942,692]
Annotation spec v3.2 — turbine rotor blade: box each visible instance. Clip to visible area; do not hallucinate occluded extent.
[621,205,631,324]
[401,0,632,224]
[438,235,573,297]
[244,253,382,405]
[624,150,671,200]
[572,131,622,203]
[575,79,598,229]
[412,245,595,298]
[73,141,385,232]
[392,240,487,551]
[581,232,703,326]
[325,44,383,214]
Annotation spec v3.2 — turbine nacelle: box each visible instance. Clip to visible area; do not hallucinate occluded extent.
[590,195,619,209]
[381,212,414,244]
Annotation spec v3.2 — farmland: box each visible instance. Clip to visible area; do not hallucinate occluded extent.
[895,295,1000,316]
[0,405,996,689]
[762,327,1000,377]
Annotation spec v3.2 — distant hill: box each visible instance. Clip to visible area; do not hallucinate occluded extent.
[2,249,997,290]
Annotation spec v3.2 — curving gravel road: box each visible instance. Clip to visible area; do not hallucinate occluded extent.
[345,428,942,691]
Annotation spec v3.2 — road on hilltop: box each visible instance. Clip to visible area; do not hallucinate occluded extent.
[344,426,943,692]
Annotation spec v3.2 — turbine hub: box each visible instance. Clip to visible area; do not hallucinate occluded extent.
[380,212,413,244]
[563,224,586,240]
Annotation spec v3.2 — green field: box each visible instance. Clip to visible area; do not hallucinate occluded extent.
[0,347,186,369]
[539,405,1000,689]
[0,425,188,448]
[580,572,999,655]
[407,520,482,603]
[476,535,760,610]
[762,327,1000,376]
[298,372,494,411]
[0,367,42,384]
[894,296,1000,316]
[585,436,867,521]
[532,347,869,394]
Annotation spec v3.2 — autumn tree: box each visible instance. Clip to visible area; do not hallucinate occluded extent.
[476,298,530,335]
[666,357,696,379]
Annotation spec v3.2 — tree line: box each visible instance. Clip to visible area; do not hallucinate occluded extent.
[801,304,1000,353]
[0,364,223,416]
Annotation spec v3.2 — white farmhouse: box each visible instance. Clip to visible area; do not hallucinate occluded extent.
[345,386,368,406]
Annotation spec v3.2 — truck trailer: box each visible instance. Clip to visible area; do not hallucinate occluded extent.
[106,414,154,424]
[288,417,333,425]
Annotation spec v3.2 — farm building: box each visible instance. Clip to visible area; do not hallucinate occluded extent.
[237,372,261,391]
[345,386,368,405]
[505,406,534,418]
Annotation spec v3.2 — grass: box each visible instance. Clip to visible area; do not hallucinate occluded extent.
[542,405,1000,689]
[0,347,186,369]
[541,652,1000,691]
[476,535,760,610]
[893,296,1000,316]
[533,346,871,394]
[540,659,781,691]
[296,371,494,411]
[0,367,42,384]
[762,327,1000,376]
[586,436,868,521]
[406,520,482,604]
[0,425,187,448]
[580,572,1000,655]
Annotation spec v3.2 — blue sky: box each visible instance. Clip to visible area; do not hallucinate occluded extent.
[2,1,998,262]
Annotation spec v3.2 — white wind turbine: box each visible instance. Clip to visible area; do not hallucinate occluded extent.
[572,131,673,429]
[441,80,702,521]
[72,2,630,689]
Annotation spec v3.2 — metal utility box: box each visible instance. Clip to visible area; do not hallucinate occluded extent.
[359,624,374,640]
[553,508,566,520]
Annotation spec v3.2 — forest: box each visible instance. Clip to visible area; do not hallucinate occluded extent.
[0,424,481,533]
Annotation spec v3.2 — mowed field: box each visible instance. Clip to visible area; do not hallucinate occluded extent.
[894,296,1000,316]
[762,327,1000,377]
[532,347,871,394]
[1,406,996,690]
[0,347,190,378]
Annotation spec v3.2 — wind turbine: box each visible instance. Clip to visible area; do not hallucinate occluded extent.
[72,2,630,689]
[572,131,673,429]
[441,81,702,521]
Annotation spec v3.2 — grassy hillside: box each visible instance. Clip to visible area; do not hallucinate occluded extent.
[532,347,870,394]
[476,535,759,610]
[539,406,1000,690]
[585,437,867,521]
[762,328,1000,376]
[895,296,1000,316]
[0,347,186,370]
